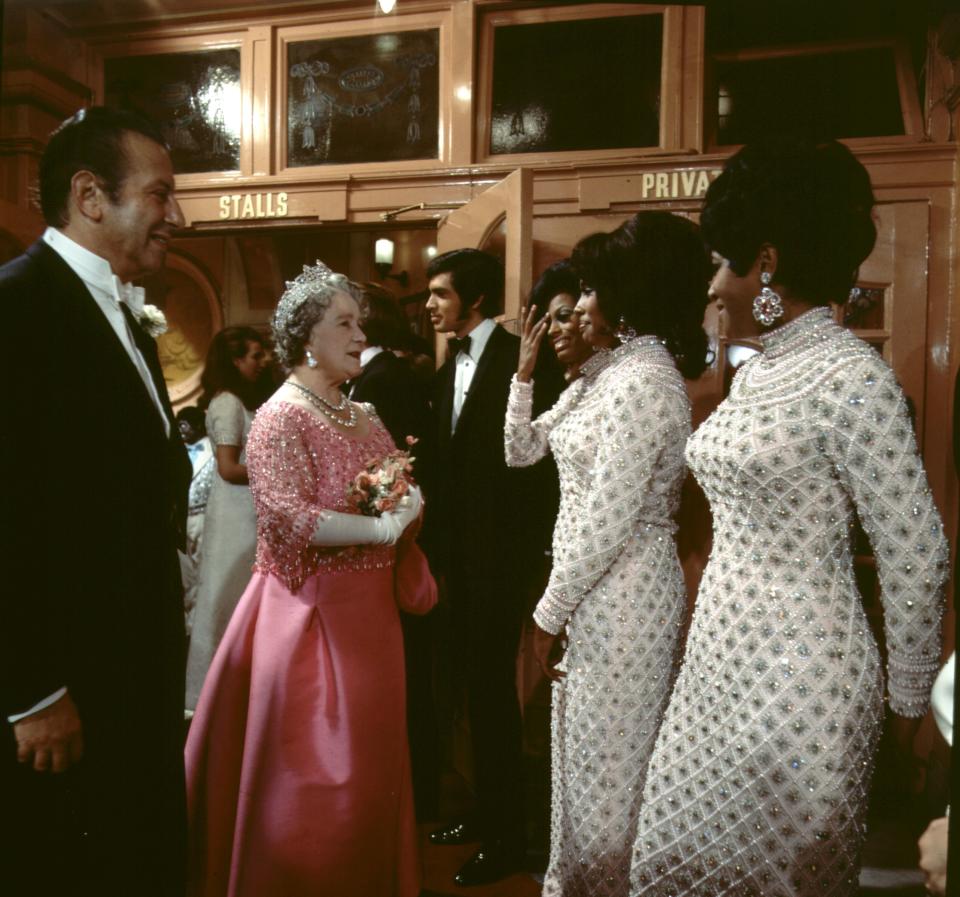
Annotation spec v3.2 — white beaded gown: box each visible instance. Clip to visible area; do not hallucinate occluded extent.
[630,308,948,897]
[505,337,690,897]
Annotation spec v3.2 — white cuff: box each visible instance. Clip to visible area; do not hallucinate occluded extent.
[8,687,68,723]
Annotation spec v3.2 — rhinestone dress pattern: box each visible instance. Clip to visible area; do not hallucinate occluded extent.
[246,399,395,593]
[506,338,690,897]
[630,308,947,897]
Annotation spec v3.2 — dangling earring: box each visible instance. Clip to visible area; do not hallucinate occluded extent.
[752,271,784,327]
[617,316,638,342]
[305,349,319,369]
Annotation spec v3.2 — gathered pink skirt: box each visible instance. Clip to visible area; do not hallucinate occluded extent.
[185,565,421,897]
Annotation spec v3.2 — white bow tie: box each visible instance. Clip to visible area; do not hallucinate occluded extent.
[112,276,146,316]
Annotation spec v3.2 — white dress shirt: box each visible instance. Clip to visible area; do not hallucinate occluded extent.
[7,230,172,725]
[359,345,385,367]
[347,346,385,398]
[451,317,496,433]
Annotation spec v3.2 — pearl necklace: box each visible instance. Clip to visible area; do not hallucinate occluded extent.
[286,379,358,428]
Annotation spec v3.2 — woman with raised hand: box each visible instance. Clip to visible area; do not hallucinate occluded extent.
[630,140,948,897]
[505,212,710,897]
[530,259,594,382]
[185,264,435,897]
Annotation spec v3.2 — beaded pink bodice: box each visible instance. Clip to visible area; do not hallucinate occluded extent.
[246,399,397,592]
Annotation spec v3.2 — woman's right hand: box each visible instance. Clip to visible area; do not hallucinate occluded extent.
[517,304,548,383]
[533,622,566,681]
[380,485,423,544]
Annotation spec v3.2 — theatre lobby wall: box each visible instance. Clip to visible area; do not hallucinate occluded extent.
[2,0,959,684]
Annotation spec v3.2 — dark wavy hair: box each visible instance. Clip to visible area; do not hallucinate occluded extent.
[700,138,877,306]
[426,248,504,319]
[530,259,580,311]
[199,326,269,411]
[572,212,711,379]
[39,106,167,227]
[355,282,410,350]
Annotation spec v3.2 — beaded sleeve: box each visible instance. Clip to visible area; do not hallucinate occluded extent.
[533,364,688,635]
[246,403,325,592]
[504,375,582,468]
[818,350,947,717]
[206,391,246,447]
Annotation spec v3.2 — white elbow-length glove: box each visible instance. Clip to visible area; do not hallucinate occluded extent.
[310,485,422,547]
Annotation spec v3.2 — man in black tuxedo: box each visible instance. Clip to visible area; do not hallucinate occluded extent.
[424,249,561,886]
[348,284,435,483]
[349,284,440,820]
[0,108,191,897]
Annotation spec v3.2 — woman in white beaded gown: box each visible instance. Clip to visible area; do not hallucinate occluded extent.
[185,326,271,712]
[630,140,949,897]
[505,212,711,897]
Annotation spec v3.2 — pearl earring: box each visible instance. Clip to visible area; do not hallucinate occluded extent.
[305,350,319,369]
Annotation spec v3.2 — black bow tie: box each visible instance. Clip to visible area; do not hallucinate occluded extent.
[449,335,472,357]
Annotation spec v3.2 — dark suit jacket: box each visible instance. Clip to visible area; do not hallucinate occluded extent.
[425,324,561,589]
[0,240,191,894]
[349,349,435,496]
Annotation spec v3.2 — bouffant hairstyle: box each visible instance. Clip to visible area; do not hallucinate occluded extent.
[199,326,268,411]
[571,211,711,380]
[271,266,362,372]
[354,282,410,350]
[39,106,167,227]
[700,138,877,306]
[529,259,580,311]
[426,248,504,319]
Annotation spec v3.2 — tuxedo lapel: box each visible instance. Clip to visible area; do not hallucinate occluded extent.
[30,242,170,440]
[452,324,504,443]
[436,357,456,452]
[120,301,176,432]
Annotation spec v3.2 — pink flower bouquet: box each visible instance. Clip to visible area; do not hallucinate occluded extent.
[346,436,418,517]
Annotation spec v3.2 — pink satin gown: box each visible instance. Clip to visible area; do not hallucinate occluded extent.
[185,400,436,897]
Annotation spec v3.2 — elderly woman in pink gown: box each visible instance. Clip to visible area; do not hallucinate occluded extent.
[185,263,436,897]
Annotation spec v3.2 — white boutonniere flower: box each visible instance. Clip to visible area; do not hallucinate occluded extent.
[137,304,168,337]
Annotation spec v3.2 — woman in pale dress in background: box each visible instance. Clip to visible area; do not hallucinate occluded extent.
[185,326,270,712]
[630,139,949,897]
[185,264,435,897]
[505,212,710,897]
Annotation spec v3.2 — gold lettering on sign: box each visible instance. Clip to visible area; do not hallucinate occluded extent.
[218,192,290,220]
[637,169,721,201]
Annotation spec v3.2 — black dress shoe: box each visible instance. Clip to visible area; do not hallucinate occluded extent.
[428,820,481,846]
[453,842,525,887]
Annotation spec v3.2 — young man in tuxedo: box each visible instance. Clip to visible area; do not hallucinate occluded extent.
[0,107,191,897]
[424,249,561,886]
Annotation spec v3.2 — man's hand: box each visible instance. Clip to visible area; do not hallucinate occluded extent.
[918,815,948,896]
[14,692,83,773]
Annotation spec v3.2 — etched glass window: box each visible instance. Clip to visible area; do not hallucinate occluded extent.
[286,30,439,167]
[105,49,241,174]
[713,47,905,145]
[489,15,662,156]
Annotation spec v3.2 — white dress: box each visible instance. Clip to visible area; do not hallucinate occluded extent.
[185,392,258,711]
[630,308,948,897]
[505,337,690,897]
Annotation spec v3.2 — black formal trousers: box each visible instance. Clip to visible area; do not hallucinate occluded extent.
[350,348,441,819]
[425,325,561,844]
[0,241,191,897]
